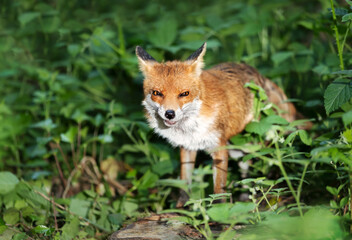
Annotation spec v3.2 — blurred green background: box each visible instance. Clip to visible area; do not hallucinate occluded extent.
[0,0,336,168]
[1,0,352,239]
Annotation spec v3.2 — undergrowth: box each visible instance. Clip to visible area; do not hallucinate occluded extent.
[0,0,352,239]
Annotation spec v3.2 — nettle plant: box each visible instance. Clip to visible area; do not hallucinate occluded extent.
[321,0,352,229]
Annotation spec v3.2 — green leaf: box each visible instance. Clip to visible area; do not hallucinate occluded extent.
[262,115,289,125]
[152,159,176,176]
[342,110,352,126]
[91,114,104,127]
[342,13,352,22]
[326,186,339,196]
[67,44,81,57]
[0,172,19,195]
[18,12,40,26]
[271,51,294,65]
[156,179,188,191]
[98,134,113,143]
[331,70,352,75]
[72,110,89,124]
[138,170,159,190]
[60,126,78,143]
[340,196,349,208]
[61,217,80,240]
[242,207,346,239]
[148,15,178,47]
[69,199,91,218]
[32,119,57,132]
[298,130,312,145]
[108,213,125,226]
[12,233,29,240]
[207,202,255,224]
[245,121,271,135]
[0,219,7,234]
[217,230,237,240]
[3,208,20,225]
[342,128,352,143]
[324,78,352,115]
[32,225,54,236]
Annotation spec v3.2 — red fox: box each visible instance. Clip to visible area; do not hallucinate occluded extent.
[136,43,309,205]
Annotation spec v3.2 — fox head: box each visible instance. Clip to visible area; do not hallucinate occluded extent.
[136,43,207,130]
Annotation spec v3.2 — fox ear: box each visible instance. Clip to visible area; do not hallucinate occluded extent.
[186,42,207,77]
[136,46,157,74]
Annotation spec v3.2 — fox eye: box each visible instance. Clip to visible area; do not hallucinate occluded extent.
[179,91,189,97]
[152,90,163,97]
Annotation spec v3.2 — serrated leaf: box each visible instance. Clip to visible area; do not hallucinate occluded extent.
[331,69,352,75]
[324,78,352,115]
[0,172,19,195]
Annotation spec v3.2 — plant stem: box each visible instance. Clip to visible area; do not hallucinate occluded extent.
[341,21,351,53]
[297,163,309,202]
[329,0,345,70]
[275,142,303,216]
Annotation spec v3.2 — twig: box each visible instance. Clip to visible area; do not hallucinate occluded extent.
[53,153,67,188]
[71,142,77,168]
[57,143,72,172]
[330,0,345,70]
[63,165,79,198]
[7,226,35,240]
[52,193,58,230]
[76,122,81,162]
[106,178,134,196]
[33,190,110,232]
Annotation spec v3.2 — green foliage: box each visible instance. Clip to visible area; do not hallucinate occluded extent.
[241,207,347,240]
[0,0,352,239]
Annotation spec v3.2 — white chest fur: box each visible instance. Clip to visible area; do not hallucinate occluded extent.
[155,113,220,151]
[142,95,220,151]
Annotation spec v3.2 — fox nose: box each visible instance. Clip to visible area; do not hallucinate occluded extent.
[165,110,175,120]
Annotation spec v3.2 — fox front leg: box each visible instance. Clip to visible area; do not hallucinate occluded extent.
[176,147,197,208]
[211,144,228,199]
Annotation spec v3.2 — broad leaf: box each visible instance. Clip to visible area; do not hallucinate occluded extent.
[324,78,352,114]
[0,172,19,195]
